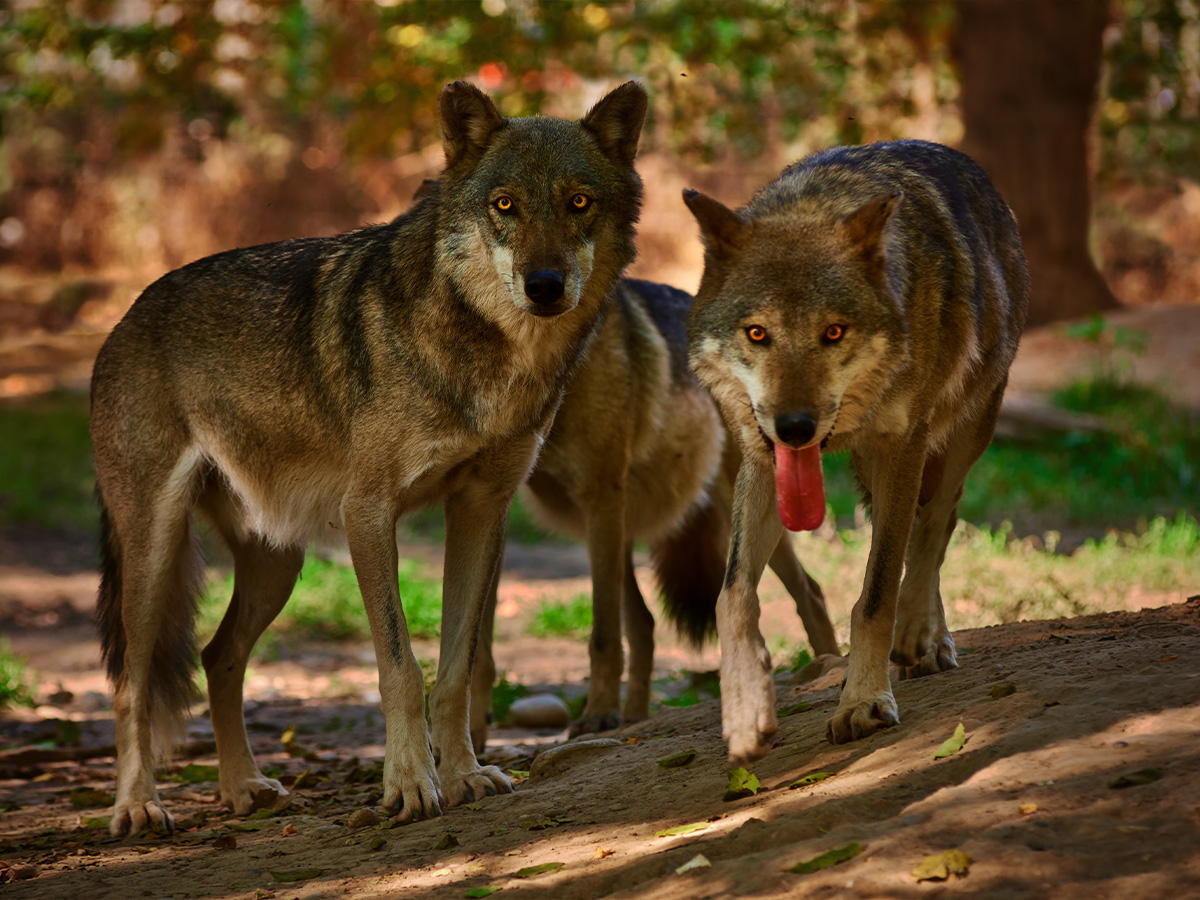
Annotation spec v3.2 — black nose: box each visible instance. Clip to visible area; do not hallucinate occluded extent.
[775,412,817,447]
[524,270,565,305]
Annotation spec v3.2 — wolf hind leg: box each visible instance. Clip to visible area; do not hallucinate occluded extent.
[469,564,500,756]
[892,388,1004,678]
[622,541,654,722]
[104,475,205,837]
[570,471,629,738]
[199,484,303,814]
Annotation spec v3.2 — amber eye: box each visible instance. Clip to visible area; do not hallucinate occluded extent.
[746,325,768,343]
[825,323,845,342]
[495,196,514,212]
[571,193,591,210]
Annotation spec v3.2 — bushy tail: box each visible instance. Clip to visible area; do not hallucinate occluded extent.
[650,498,730,649]
[96,495,202,754]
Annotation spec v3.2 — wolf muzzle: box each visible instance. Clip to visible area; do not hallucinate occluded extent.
[524,269,566,311]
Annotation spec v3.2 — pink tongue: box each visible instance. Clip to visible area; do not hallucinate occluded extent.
[774,443,825,532]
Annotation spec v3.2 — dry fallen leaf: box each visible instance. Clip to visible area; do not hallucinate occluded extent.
[281,823,299,836]
[724,767,761,801]
[675,853,712,875]
[786,842,863,874]
[1019,802,1038,816]
[655,822,709,838]
[593,846,614,860]
[912,849,972,881]
[515,862,565,878]
[932,722,968,759]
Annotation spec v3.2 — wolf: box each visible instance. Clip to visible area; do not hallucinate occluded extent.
[683,140,1028,763]
[89,79,647,836]
[468,277,840,751]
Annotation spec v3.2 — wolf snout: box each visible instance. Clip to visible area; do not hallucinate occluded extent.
[774,412,818,448]
[524,270,565,306]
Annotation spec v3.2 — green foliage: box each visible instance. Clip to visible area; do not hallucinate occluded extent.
[200,555,442,643]
[0,638,36,709]
[527,593,592,639]
[490,675,530,726]
[963,377,1197,528]
[0,393,94,532]
[1100,0,1200,183]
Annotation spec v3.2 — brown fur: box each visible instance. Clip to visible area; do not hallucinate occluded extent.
[468,278,840,751]
[91,80,647,836]
[685,140,1028,763]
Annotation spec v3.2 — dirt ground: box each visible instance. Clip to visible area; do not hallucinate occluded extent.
[1,583,1199,899]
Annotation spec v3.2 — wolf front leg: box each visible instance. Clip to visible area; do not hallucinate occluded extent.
[717,452,786,764]
[345,500,443,824]
[431,446,538,807]
[893,386,1004,678]
[827,427,929,744]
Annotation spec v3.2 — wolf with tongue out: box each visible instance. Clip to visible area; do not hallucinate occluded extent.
[683,140,1028,763]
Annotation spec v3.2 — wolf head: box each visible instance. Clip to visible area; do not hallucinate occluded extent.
[683,188,913,452]
[435,80,646,323]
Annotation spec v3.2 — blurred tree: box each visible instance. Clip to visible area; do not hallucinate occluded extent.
[955,0,1120,327]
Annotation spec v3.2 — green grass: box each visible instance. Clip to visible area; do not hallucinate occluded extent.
[790,511,1199,634]
[199,555,442,643]
[0,392,95,531]
[527,593,593,639]
[0,638,37,708]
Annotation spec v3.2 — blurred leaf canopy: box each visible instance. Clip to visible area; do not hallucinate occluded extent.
[2,0,1193,177]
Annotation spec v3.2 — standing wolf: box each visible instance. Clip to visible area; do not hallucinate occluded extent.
[90,80,647,835]
[467,277,840,749]
[683,140,1028,762]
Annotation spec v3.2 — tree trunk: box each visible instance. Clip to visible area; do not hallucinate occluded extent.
[954,0,1121,328]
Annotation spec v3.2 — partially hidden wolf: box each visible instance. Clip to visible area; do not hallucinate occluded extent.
[467,277,840,749]
[89,80,647,836]
[683,140,1029,762]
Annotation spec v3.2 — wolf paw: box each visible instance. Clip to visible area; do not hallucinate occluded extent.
[721,683,778,765]
[826,691,899,744]
[720,642,778,764]
[110,798,174,837]
[569,711,621,738]
[439,763,514,807]
[895,632,958,680]
[382,755,444,825]
[221,775,289,816]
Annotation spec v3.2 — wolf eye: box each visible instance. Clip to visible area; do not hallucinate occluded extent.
[494,196,514,213]
[824,324,845,342]
[746,325,768,343]
[571,193,592,210]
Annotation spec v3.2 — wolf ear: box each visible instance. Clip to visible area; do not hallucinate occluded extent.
[683,189,748,256]
[841,191,903,260]
[581,81,647,165]
[439,81,505,170]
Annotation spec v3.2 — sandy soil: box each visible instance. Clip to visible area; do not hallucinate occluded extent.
[1,590,1198,900]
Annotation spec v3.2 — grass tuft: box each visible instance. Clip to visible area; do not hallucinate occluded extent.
[527,593,592,639]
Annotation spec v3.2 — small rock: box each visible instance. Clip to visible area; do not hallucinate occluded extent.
[11,865,38,881]
[509,694,571,729]
[530,739,623,780]
[783,654,848,689]
[345,808,380,829]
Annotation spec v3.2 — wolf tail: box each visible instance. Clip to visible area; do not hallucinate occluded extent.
[650,498,729,649]
[96,495,202,755]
